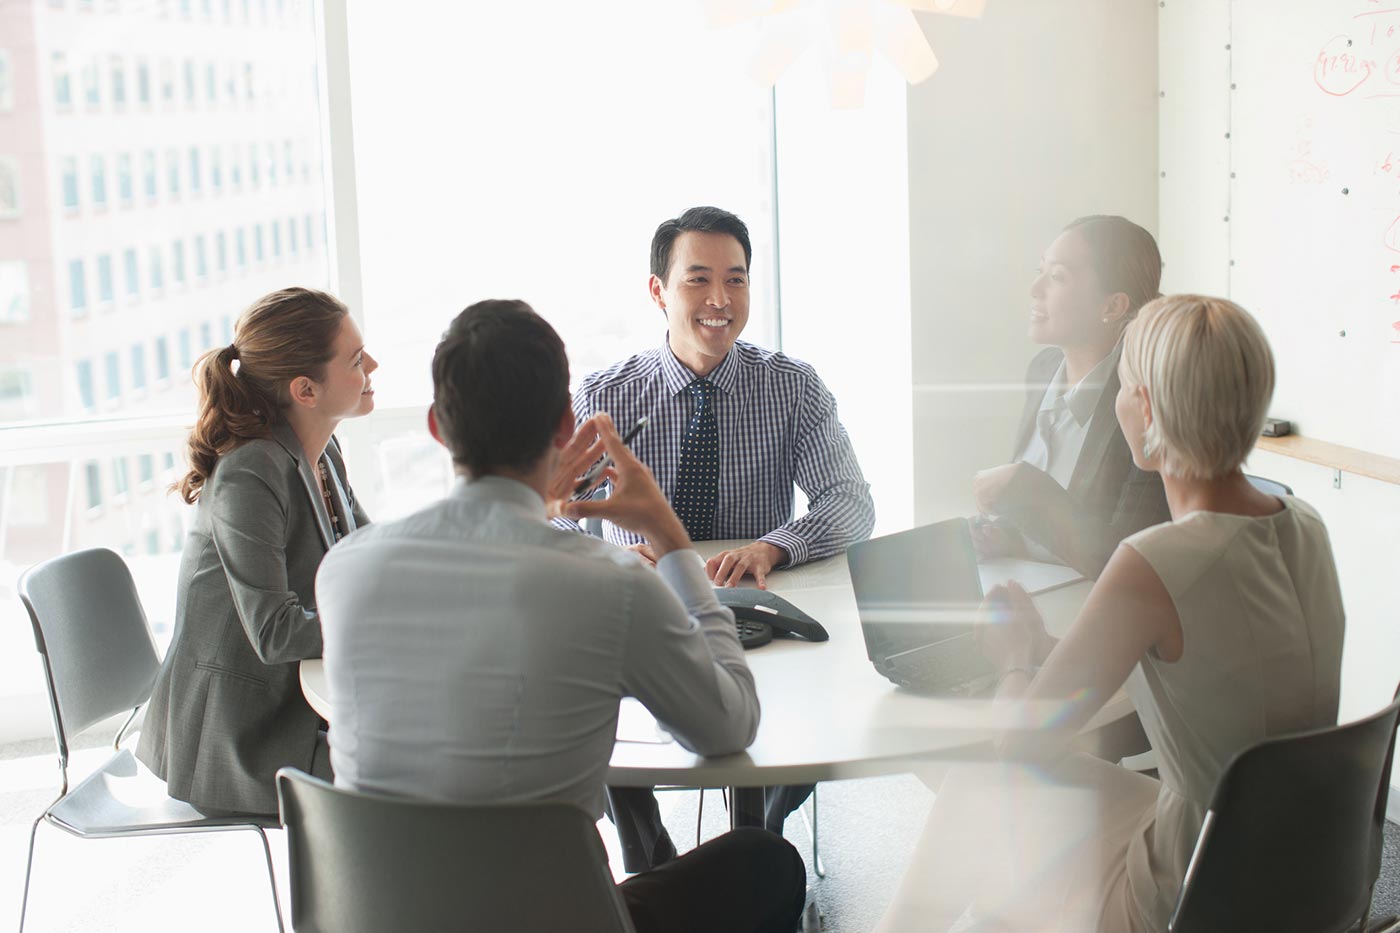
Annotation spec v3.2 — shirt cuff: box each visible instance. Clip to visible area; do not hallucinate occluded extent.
[758,530,803,568]
[656,549,722,615]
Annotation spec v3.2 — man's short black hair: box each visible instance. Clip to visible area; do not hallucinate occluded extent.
[431,299,571,477]
[650,206,753,284]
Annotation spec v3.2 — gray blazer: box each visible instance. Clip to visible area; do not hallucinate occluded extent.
[137,420,368,814]
[999,347,1171,578]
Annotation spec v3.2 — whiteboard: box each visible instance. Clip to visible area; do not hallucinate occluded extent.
[1229,1,1400,459]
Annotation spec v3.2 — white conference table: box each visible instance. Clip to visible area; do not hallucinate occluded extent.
[300,540,1134,795]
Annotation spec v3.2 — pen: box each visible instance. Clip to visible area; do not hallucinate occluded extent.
[571,415,648,500]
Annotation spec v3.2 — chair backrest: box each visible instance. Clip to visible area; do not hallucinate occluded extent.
[276,769,636,933]
[1245,473,1293,497]
[17,548,161,759]
[1169,690,1400,932]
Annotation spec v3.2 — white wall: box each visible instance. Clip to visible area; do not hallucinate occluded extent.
[906,0,1161,525]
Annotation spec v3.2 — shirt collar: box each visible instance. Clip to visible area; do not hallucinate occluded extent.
[656,338,740,398]
[1040,343,1121,428]
[450,474,547,520]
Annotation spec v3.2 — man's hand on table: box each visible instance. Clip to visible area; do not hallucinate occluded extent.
[705,541,787,589]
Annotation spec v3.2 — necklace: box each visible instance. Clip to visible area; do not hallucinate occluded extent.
[317,459,343,542]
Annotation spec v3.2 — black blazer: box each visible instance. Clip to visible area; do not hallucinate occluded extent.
[999,347,1170,578]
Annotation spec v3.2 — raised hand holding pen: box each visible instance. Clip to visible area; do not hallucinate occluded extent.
[543,414,607,521]
[560,414,692,559]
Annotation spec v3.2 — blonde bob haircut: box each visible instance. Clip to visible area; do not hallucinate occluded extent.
[1120,294,1275,481]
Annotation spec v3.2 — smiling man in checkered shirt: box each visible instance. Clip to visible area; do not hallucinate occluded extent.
[561,205,875,586]
[562,205,875,870]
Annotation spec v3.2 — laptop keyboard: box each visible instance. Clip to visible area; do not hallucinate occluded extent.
[884,644,991,696]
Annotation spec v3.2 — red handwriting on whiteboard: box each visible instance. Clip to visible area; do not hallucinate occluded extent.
[1384,215,1400,254]
[1316,35,1376,95]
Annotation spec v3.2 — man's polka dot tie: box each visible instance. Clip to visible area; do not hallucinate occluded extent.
[673,378,719,541]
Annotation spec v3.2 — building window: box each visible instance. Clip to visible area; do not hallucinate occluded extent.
[205,62,217,102]
[248,142,260,188]
[211,148,222,191]
[117,153,133,205]
[253,224,264,262]
[188,147,201,194]
[283,140,293,180]
[137,59,151,105]
[155,337,170,381]
[0,157,19,218]
[85,462,102,510]
[53,53,72,108]
[171,239,186,285]
[143,150,157,201]
[235,228,247,269]
[288,216,298,254]
[69,259,87,313]
[243,61,254,100]
[96,253,113,304]
[104,349,120,400]
[305,213,314,251]
[271,221,281,258]
[130,344,146,391]
[199,321,212,351]
[178,328,192,371]
[224,61,237,100]
[110,57,126,107]
[0,260,29,322]
[82,57,100,107]
[0,369,35,419]
[183,59,196,104]
[221,315,232,343]
[0,50,14,112]
[112,457,129,496]
[194,235,208,278]
[62,157,79,209]
[230,146,242,189]
[138,453,155,485]
[149,245,164,291]
[166,148,180,197]
[124,248,139,299]
[75,359,95,411]
[160,59,175,103]
[90,155,107,207]
[215,231,227,272]
[267,141,277,186]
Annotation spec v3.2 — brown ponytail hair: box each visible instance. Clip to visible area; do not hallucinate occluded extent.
[178,287,349,503]
[1062,215,1163,319]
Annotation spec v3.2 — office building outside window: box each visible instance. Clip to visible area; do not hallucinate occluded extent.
[171,239,185,286]
[112,457,128,496]
[75,359,94,411]
[68,259,86,313]
[142,150,156,200]
[0,158,18,218]
[0,261,29,322]
[148,245,164,291]
[117,153,133,205]
[123,247,138,298]
[84,462,101,510]
[52,53,70,108]
[103,350,119,400]
[130,344,146,391]
[90,154,106,207]
[110,56,125,106]
[61,157,78,209]
[96,253,113,304]
[154,336,169,381]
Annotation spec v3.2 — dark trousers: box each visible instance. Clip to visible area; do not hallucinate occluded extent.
[618,827,806,933]
[605,783,815,872]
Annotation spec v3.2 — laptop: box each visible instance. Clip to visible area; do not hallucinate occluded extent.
[848,518,997,697]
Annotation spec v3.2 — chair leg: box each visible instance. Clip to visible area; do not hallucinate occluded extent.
[251,826,286,933]
[18,814,43,933]
[798,789,827,880]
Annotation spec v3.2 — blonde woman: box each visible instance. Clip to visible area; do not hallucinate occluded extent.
[879,296,1343,931]
[139,287,376,815]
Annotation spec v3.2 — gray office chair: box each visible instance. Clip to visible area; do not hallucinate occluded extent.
[1168,686,1400,932]
[276,768,636,933]
[1245,473,1293,497]
[16,547,284,932]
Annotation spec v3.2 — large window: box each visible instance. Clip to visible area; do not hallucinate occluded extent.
[1,1,332,747]
[345,2,778,411]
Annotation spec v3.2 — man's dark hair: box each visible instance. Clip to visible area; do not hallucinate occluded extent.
[649,206,753,284]
[431,299,571,477]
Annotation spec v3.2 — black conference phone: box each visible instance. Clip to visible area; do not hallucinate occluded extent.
[713,587,829,649]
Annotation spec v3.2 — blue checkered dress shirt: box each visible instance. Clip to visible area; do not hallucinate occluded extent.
[559,340,875,567]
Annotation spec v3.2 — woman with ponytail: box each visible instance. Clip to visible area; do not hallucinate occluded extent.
[969,216,1172,579]
[138,287,377,815]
